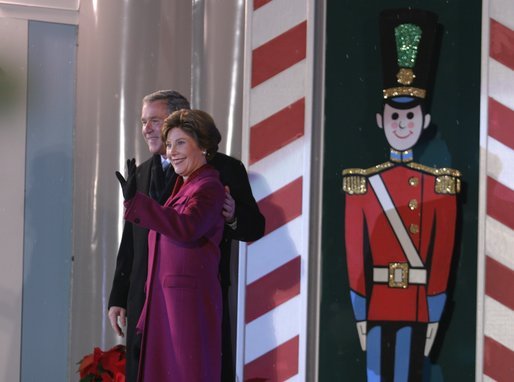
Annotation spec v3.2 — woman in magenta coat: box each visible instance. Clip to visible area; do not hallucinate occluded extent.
[116,109,225,381]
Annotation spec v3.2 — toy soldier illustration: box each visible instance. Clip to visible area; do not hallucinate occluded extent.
[342,9,461,381]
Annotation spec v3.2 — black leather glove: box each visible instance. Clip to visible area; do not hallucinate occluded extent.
[115,158,137,200]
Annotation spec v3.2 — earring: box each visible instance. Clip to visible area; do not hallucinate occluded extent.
[202,150,207,156]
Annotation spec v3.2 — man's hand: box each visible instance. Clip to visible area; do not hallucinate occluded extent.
[116,158,137,200]
[108,306,127,337]
[424,322,439,356]
[356,321,367,351]
[222,186,236,223]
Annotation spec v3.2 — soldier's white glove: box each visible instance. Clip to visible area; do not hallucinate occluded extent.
[356,321,367,351]
[424,322,439,356]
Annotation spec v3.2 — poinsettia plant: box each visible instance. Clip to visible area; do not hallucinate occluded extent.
[77,344,126,382]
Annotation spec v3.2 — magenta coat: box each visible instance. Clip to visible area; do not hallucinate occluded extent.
[123,165,225,382]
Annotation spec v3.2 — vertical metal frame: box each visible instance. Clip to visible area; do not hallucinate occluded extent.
[476,0,490,379]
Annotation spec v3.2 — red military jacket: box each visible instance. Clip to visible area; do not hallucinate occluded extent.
[343,150,461,323]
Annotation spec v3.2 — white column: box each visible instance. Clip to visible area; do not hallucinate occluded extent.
[0,17,27,382]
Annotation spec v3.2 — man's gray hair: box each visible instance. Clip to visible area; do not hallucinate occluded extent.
[142,90,191,114]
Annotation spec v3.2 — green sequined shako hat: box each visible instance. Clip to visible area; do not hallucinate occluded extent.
[379,8,438,108]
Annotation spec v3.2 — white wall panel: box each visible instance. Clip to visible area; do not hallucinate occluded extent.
[0,1,78,24]
[0,17,27,382]
[0,0,78,10]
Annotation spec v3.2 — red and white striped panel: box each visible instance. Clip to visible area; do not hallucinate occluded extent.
[481,0,514,380]
[237,0,314,381]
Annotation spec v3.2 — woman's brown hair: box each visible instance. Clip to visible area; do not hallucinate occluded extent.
[161,109,222,161]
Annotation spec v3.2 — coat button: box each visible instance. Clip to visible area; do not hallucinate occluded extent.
[409,177,419,186]
[409,223,419,234]
[408,199,418,210]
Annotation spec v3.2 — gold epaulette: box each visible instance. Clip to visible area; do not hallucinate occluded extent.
[342,162,394,194]
[407,162,462,194]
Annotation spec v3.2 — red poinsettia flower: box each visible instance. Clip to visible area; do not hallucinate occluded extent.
[102,345,126,373]
[78,347,103,378]
[114,371,126,382]
[77,345,126,382]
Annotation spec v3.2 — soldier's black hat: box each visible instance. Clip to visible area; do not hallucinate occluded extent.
[379,9,438,108]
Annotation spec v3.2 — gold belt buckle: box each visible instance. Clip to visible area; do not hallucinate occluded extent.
[388,262,409,288]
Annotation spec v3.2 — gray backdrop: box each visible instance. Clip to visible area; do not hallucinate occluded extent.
[70,0,244,379]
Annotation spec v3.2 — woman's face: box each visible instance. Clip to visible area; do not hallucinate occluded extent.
[165,127,206,179]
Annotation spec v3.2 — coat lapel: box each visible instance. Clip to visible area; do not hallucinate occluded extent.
[163,165,218,207]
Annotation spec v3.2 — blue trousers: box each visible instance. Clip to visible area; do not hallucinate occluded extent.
[366,321,427,382]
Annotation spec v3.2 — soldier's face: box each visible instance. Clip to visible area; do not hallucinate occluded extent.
[377,104,430,151]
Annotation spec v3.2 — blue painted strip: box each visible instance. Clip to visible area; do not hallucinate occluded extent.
[394,326,412,382]
[350,290,367,321]
[428,293,447,322]
[22,21,76,382]
[367,326,382,382]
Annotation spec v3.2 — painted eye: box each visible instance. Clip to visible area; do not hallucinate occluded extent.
[407,112,414,119]
[392,113,399,120]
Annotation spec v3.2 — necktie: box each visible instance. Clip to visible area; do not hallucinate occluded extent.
[162,160,171,173]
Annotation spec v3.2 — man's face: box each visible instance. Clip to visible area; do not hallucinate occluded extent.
[141,100,169,155]
[377,104,430,151]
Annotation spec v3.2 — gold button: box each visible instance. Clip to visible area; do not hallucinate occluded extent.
[409,177,419,186]
[408,199,418,210]
[410,224,419,234]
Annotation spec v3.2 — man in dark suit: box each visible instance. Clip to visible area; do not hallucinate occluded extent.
[107,90,265,382]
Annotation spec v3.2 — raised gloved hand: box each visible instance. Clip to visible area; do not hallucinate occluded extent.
[115,158,137,200]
